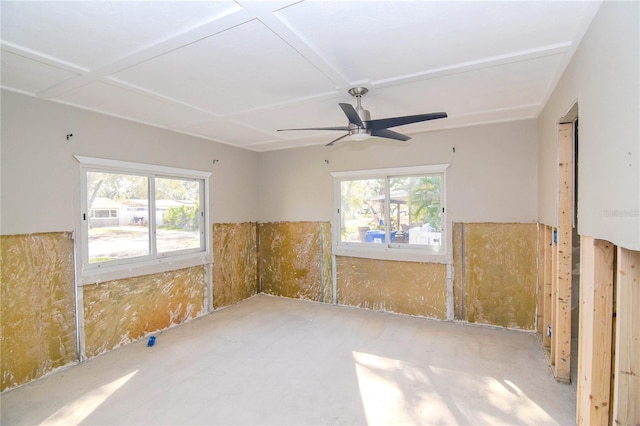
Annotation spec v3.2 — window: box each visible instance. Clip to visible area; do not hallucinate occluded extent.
[332,164,448,262]
[75,156,210,281]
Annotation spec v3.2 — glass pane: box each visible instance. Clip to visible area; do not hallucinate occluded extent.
[340,178,386,243]
[390,175,443,251]
[155,177,202,254]
[87,172,150,263]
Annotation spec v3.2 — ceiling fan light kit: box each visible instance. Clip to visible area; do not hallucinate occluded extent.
[349,132,371,141]
[277,87,447,146]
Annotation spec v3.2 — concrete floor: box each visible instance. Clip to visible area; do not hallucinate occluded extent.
[1,295,575,425]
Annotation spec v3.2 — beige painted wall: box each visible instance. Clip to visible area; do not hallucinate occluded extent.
[0,90,259,235]
[258,120,538,224]
[538,1,639,250]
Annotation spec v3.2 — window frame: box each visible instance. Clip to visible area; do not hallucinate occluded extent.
[331,164,450,263]
[75,156,211,285]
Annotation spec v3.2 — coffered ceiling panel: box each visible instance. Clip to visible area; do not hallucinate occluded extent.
[1,1,603,151]
[112,19,337,115]
[0,1,238,70]
[0,50,78,94]
[55,81,214,128]
[177,117,276,147]
[276,1,595,83]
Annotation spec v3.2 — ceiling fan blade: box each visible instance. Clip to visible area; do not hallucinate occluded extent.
[368,112,447,131]
[371,128,411,141]
[339,103,364,127]
[278,126,350,132]
[325,133,350,147]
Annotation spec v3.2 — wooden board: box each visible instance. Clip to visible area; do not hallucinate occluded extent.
[576,237,614,425]
[554,122,573,382]
[551,228,557,364]
[612,247,640,425]
[543,225,553,348]
[537,224,545,335]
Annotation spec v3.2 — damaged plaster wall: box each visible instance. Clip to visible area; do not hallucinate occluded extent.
[83,266,207,358]
[337,257,447,319]
[0,233,77,391]
[212,222,258,308]
[453,223,538,330]
[260,222,332,303]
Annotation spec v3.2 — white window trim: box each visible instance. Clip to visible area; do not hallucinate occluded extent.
[74,155,212,285]
[331,164,450,263]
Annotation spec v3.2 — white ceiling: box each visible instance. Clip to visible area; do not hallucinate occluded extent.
[1,1,602,152]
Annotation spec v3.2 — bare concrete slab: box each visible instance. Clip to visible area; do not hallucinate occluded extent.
[1,295,575,425]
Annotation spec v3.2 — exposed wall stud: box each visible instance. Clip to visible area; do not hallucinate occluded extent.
[551,228,558,364]
[554,122,573,382]
[576,236,614,425]
[543,225,553,348]
[612,247,640,425]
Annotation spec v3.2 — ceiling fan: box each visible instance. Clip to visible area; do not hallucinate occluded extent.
[277,87,447,146]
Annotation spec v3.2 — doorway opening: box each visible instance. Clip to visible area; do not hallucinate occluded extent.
[558,103,580,386]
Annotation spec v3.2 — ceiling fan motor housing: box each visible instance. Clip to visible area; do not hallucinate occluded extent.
[350,108,371,133]
[348,87,371,135]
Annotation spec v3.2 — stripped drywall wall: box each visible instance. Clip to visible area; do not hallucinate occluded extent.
[454,223,538,330]
[452,224,464,320]
[336,256,447,319]
[212,222,258,308]
[259,222,332,303]
[0,233,77,391]
[82,266,206,358]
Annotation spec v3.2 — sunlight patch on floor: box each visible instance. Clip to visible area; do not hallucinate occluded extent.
[352,351,562,425]
[352,351,454,425]
[40,370,138,426]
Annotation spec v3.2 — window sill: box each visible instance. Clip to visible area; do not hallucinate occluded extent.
[333,245,448,264]
[79,252,212,285]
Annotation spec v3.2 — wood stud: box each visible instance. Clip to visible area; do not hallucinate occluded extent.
[612,247,640,425]
[554,122,573,382]
[576,237,614,425]
[543,225,553,348]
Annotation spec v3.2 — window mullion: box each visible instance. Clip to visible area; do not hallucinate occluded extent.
[149,175,157,256]
[199,180,206,250]
[384,176,391,246]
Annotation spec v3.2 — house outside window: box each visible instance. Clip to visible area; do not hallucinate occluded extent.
[332,164,449,263]
[75,156,211,282]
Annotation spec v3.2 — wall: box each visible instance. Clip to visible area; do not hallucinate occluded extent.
[0,91,260,390]
[538,1,640,250]
[536,4,640,421]
[453,223,538,329]
[337,257,447,319]
[0,232,76,390]
[212,222,258,308]
[258,120,538,224]
[0,90,259,234]
[83,266,206,358]
[257,120,539,323]
[260,222,332,303]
